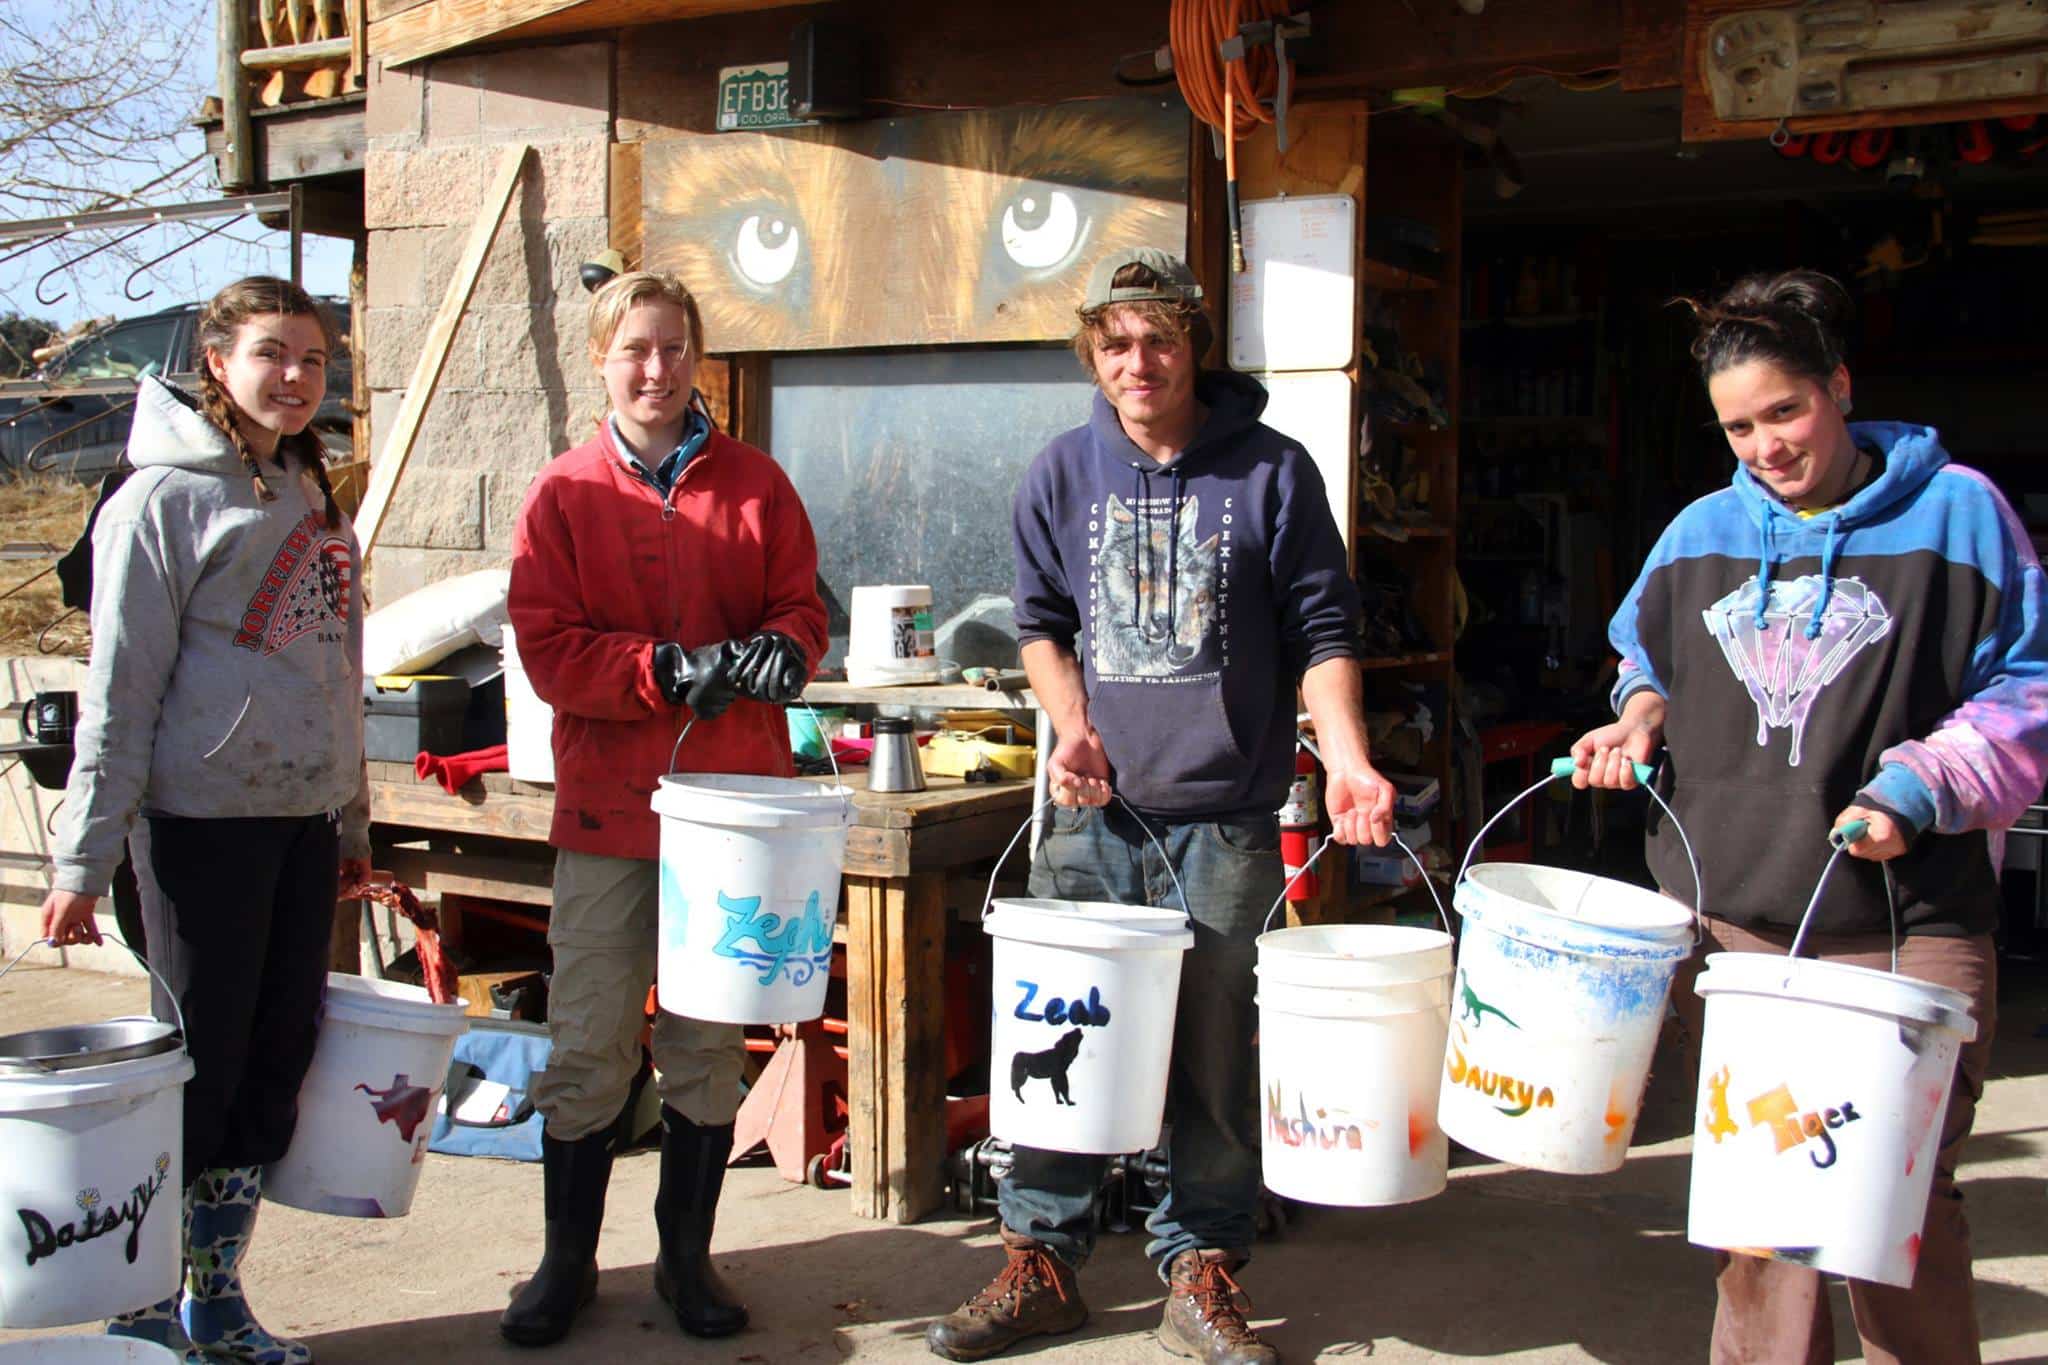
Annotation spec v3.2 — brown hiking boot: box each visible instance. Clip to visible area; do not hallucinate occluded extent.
[1159,1249,1279,1363]
[925,1229,1088,1361]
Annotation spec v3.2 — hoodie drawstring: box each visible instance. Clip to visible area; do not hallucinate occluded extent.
[1754,516,1775,631]
[1129,463,1188,644]
[1167,466,1184,638]
[1131,464,1146,629]
[1807,515,1843,639]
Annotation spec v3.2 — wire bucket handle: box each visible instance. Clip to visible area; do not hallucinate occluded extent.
[0,933,189,1042]
[980,795,1192,928]
[667,701,854,820]
[1259,832,1453,935]
[1452,757,1707,944]
[1786,818,1900,974]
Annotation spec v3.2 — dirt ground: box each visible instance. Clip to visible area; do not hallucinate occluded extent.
[4,958,2047,1364]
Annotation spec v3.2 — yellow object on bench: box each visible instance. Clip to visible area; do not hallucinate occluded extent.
[922,730,1036,780]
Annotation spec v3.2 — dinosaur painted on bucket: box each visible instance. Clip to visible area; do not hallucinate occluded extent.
[1457,970,1518,1031]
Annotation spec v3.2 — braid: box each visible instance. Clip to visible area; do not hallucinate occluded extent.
[294,430,342,529]
[196,363,276,504]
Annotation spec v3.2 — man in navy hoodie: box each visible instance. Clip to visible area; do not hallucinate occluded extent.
[926,249,1396,1364]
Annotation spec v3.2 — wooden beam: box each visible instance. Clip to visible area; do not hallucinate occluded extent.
[356,141,528,556]
[219,0,256,189]
[370,0,809,68]
[844,871,948,1222]
[1621,0,1684,91]
[608,138,643,270]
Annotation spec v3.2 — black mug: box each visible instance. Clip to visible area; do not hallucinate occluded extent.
[20,690,77,745]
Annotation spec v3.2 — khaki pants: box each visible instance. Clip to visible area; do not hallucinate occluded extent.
[1671,917,1996,1365]
[530,849,745,1140]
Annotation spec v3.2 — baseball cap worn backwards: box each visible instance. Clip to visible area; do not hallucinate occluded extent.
[1083,248,1204,310]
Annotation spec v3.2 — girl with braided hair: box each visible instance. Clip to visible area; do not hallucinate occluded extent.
[42,275,370,1364]
[1573,268,2048,1363]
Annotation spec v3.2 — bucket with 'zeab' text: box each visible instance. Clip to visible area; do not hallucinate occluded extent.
[985,899,1193,1155]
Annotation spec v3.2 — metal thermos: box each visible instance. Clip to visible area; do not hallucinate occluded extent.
[867,716,926,793]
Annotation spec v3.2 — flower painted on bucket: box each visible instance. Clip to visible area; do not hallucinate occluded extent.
[74,1188,101,1214]
[1444,1023,1555,1117]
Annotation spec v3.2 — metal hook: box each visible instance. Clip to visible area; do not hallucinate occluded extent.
[35,223,155,306]
[123,213,245,301]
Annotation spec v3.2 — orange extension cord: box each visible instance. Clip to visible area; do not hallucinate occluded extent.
[1169,0,1295,271]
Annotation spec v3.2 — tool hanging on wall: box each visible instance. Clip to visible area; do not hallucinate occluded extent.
[1169,0,1304,274]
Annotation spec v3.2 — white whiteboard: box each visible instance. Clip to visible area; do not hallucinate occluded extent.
[1255,370,1354,549]
[1229,194,1356,374]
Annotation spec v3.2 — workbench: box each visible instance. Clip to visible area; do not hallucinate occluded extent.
[364,739,1035,1223]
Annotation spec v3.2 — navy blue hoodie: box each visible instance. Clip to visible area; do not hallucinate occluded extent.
[1012,371,1364,817]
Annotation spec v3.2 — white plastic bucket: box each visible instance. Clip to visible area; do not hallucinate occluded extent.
[1257,925,1453,1206]
[499,621,554,784]
[264,974,470,1218]
[985,899,1194,1155]
[844,584,940,686]
[0,1046,192,1328]
[1441,863,1694,1174]
[1687,952,1977,1287]
[652,774,852,1025]
[0,1341,182,1362]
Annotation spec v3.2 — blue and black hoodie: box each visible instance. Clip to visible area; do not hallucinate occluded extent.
[1012,370,1364,819]
[1610,422,2048,937]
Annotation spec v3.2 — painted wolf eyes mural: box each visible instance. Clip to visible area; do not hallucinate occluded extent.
[642,99,1188,351]
[1702,573,1893,766]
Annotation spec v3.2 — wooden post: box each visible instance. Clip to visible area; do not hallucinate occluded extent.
[354,142,530,557]
[844,872,948,1222]
[218,0,255,189]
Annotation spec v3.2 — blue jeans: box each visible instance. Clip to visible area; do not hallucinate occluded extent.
[997,801,1282,1281]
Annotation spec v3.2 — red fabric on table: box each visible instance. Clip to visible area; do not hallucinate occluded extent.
[414,743,509,794]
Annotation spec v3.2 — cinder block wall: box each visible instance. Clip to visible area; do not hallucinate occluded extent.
[361,42,614,605]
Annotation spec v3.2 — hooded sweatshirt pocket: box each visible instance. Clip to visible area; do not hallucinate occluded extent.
[1090,679,1257,813]
[201,689,256,761]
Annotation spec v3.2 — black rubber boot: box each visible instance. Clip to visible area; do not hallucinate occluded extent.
[499,1125,618,1347]
[652,1107,749,1338]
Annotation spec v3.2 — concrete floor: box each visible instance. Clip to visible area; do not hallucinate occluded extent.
[4,959,2047,1364]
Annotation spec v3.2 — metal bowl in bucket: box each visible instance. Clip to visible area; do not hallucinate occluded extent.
[0,1018,182,1075]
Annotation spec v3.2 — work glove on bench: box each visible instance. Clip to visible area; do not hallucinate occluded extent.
[731,630,808,705]
[653,640,743,719]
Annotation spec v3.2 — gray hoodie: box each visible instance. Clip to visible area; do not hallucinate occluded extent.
[52,376,369,896]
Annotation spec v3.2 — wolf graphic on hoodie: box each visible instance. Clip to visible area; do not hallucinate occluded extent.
[50,376,370,899]
[1014,371,1363,818]
[1608,421,2048,939]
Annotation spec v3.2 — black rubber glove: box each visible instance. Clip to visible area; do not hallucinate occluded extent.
[652,640,742,718]
[730,630,808,705]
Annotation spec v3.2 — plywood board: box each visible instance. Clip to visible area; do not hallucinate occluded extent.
[642,99,1188,352]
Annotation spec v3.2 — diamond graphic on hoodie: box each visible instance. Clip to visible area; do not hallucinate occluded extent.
[235,511,354,655]
[1091,492,1220,679]
[1703,573,1892,767]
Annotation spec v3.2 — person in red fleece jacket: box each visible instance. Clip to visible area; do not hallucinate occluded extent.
[502,271,827,1349]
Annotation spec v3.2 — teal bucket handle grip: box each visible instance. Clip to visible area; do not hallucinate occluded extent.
[1460,753,1706,942]
[1792,817,1898,970]
[1548,756,1655,786]
[1829,818,1870,849]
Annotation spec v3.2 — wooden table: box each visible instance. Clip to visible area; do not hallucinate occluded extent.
[365,757,1033,1223]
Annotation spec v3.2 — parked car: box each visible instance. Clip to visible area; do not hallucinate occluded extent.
[0,298,353,483]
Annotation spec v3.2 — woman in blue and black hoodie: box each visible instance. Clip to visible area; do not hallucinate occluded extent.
[1573,269,2048,1364]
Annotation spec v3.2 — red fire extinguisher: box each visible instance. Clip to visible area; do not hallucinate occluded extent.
[1278,743,1321,902]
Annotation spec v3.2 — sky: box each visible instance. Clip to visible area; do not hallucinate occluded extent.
[0,0,352,338]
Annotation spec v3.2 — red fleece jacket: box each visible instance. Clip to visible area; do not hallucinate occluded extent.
[508,423,827,859]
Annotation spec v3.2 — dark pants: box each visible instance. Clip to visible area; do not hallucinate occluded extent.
[133,813,340,1182]
[1671,917,1996,1365]
[998,802,1282,1282]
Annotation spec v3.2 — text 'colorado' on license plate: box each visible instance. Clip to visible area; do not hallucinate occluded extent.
[716,62,813,132]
